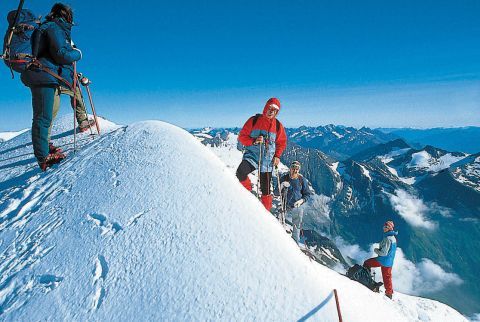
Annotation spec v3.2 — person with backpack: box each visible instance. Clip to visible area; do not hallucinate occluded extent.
[363,220,398,299]
[236,98,287,211]
[279,160,312,243]
[16,3,93,170]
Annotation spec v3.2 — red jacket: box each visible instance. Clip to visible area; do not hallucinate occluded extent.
[238,103,287,171]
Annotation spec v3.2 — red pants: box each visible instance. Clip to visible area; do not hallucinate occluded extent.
[363,258,393,296]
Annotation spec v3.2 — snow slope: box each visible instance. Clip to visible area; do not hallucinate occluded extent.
[0,129,29,142]
[0,116,467,321]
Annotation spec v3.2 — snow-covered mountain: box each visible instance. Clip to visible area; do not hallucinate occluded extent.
[286,125,396,160]
[450,153,480,193]
[352,140,468,183]
[0,129,29,143]
[1,115,468,321]
[190,127,480,319]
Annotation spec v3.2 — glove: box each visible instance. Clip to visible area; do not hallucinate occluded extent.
[280,181,290,191]
[80,77,90,85]
[293,198,305,208]
[253,135,264,145]
[273,156,280,166]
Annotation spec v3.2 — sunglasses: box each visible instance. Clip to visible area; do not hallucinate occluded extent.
[290,165,300,170]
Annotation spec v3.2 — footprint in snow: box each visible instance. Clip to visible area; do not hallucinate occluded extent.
[108,168,121,187]
[38,274,64,292]
[87,213,122,236]
[91,255,108,310]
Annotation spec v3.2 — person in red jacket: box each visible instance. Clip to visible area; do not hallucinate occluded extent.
[236,98,287,211]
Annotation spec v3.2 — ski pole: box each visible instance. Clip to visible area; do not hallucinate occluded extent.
[283,187,288,224]
[83,81,101,135]
[72,62,78,153]
[257,140,263,200]
[75,74,93,136]
[275,165,285,226]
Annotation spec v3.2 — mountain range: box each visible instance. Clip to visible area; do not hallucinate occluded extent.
[190,124,480,317]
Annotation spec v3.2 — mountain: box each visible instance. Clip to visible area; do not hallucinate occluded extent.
[351,139,469,184]
[450,153,480,193]
[286,125,397,160]
[1,116,468,321]
[190,127,480,318]
[378,127,480,154]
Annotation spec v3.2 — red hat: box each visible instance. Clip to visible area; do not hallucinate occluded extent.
[384,221,394,231]
[263,97,281,115]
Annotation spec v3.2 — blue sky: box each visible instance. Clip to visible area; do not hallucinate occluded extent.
[1,0,479,130]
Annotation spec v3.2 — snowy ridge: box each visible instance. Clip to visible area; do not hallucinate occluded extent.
[0,116,467,321]
[451,154,480,192]
[407,151,467,173]
[0,129,29,142]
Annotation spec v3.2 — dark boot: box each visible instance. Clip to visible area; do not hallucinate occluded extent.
[38,151,66,171]
[78,119,96,132]
[49,142,63,154]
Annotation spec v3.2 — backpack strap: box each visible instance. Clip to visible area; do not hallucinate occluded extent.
[251,114,261,128]
[251,114,281,132]
[27,58,73,89]
[283,174,303,186]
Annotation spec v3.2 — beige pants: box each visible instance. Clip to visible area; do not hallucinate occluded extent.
[48,86,89,137]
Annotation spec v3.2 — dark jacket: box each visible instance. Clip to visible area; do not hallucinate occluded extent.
[21,17,81,88]
[280,174,312,209]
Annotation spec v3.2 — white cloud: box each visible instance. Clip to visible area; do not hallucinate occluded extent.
[372,246,463,295]
[334,236,369,265]
[387,189,438,230]
[334,238,463,296]
[303,194,331,232]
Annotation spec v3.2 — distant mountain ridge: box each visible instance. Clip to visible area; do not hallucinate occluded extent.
[286,125,397,160]
[378,127,480,154]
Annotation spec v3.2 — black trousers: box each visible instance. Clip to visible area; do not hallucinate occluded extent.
[236,160,272,195]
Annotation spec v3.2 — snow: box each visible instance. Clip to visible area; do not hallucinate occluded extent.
[328,161,339,175]
[193,132,213,139]
[408,151,466,172]
[359,164,372,180]
[331,131,344,139]
[386,148,411,158]
[378,151,416,185]
[0,129,29,142]
[0,115,468,321]
[399,177,416,185]
[451,156,480,192]
[408,151,432,169]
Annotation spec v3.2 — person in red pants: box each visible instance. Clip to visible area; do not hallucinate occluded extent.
[236,98,287,211]
[363,221,398,299]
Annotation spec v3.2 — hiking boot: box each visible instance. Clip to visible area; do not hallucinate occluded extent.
[372,282,383,293]
[38,151,66,171]
[49,142,63,154]
[386,293,393,300]
[78,119,96,132]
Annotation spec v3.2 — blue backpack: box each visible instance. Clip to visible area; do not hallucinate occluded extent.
[2,9,40,73]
